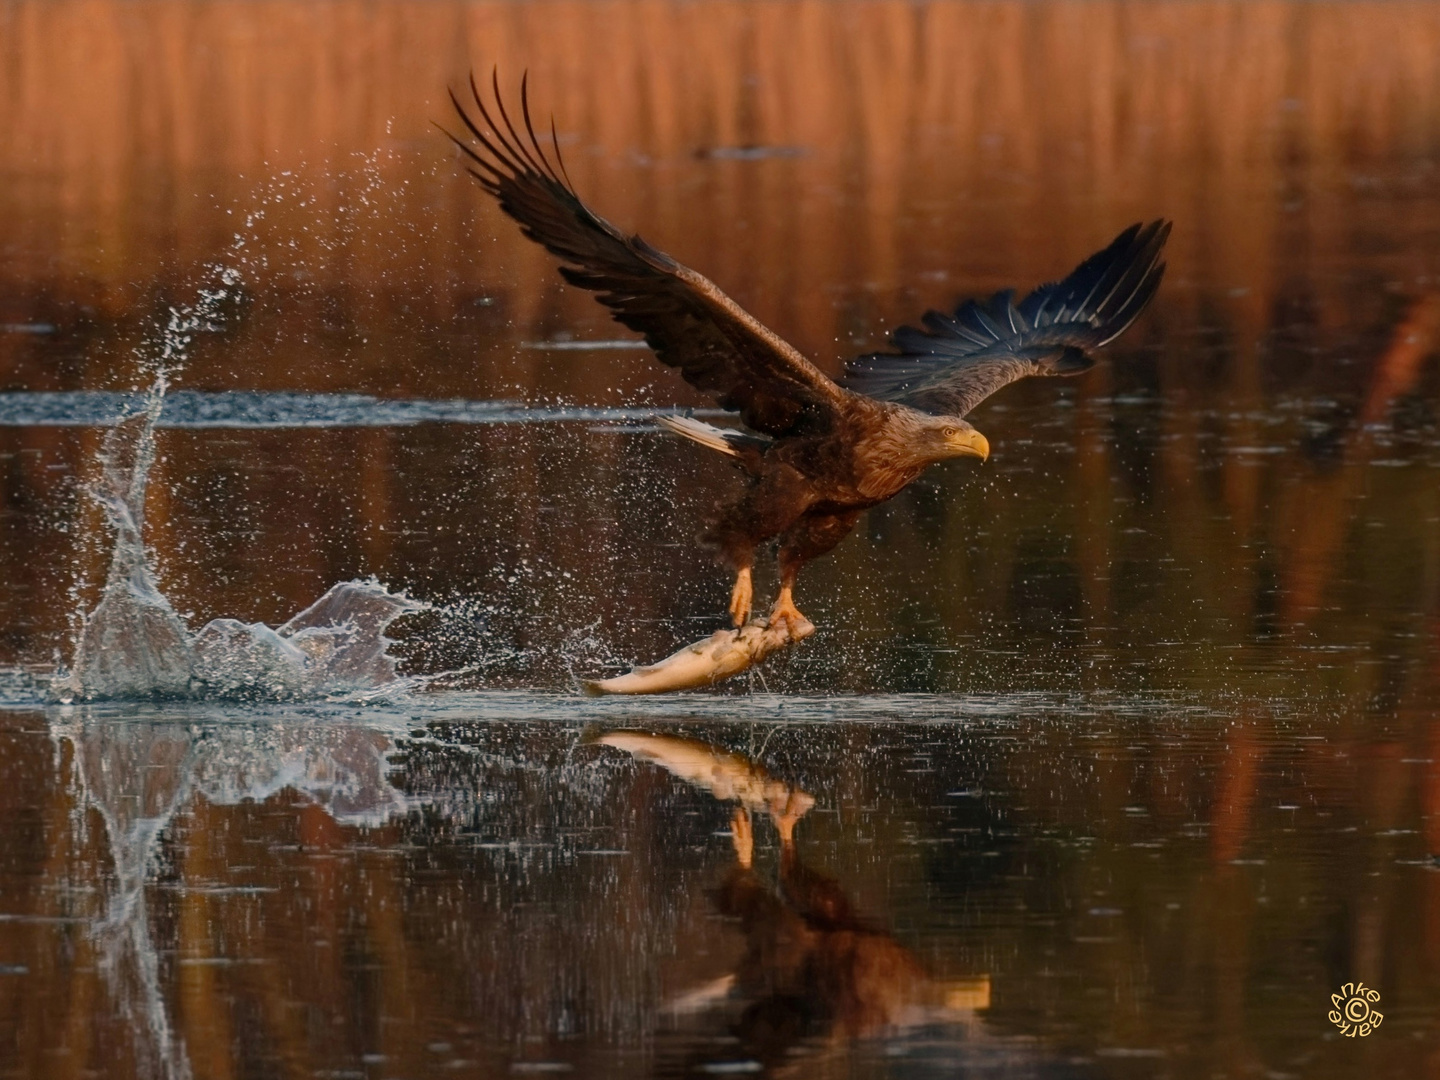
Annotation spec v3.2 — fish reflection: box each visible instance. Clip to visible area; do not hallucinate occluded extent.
[44,710,410,1080]
[595,731,991,1075]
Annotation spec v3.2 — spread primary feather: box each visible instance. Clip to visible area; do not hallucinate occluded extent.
[444,73,1170,632]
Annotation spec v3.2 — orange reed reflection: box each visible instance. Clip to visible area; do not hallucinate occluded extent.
[1276,293,1440,625]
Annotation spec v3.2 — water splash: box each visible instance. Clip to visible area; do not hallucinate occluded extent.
[559,618,628,690]
[189,579,427,700]
[52,308,427,703]
[55,398,195,700]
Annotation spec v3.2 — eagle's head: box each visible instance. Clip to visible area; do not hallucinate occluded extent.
[918,416,990,463]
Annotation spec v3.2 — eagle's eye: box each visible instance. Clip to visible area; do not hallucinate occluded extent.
[942,427,958,437]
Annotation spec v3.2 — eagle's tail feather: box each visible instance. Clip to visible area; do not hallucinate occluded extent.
[656,414,744,458]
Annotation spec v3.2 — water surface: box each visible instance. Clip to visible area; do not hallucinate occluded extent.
[2,698,1435,1078]
[1,1,1439,1075]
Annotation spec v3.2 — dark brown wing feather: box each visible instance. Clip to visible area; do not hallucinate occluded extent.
[445,73,848,437]
[842,221,1170,417]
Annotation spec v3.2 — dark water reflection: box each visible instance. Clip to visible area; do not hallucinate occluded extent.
[2,0,1440,1075]
[0,701,1435,1077]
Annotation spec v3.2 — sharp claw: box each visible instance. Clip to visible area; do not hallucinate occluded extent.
[729,596,751,627]
[767,594,806,631]
[729,568,753,627]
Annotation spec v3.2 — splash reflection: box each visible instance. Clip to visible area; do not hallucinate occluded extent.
[44,712,410,1079]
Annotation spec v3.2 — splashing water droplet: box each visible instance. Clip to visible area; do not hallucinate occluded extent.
[52,267,432,702]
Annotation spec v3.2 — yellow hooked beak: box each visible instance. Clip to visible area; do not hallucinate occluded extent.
[950,429,990,461]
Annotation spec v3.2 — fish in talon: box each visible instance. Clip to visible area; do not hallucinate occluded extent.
[445,73,1169,691]
[582,615,813,696]
[766,583,807,632]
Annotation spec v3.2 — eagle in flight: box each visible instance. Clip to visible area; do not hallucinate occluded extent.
[448,75,1170,633]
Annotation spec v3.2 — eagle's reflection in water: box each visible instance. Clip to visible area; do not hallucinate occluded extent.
[594,732,993,1076]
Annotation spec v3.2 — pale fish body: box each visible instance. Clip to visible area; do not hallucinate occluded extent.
[582,616,813,696]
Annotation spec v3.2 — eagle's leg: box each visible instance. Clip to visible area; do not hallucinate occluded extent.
[729,565,754,627]
[703,465,814,626]
[769,576,805,631]
[772,510,864,630]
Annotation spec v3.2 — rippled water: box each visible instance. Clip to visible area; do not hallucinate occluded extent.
[2,0,1440,1076]
[3,699,1434,1078]
[0,391,704,429]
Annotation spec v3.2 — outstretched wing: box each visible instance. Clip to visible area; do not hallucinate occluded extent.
[445,73,849,437]
[842,221,1170,417]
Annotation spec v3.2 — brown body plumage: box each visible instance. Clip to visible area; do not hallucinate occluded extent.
[446,74,1170,628]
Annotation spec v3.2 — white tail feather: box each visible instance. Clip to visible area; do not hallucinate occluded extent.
[656,414,741,458]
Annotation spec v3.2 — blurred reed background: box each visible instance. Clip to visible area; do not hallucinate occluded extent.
[2,0,1438,392]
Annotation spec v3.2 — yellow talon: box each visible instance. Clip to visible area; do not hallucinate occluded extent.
[729,567,753,626]
[767,585,806,631]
